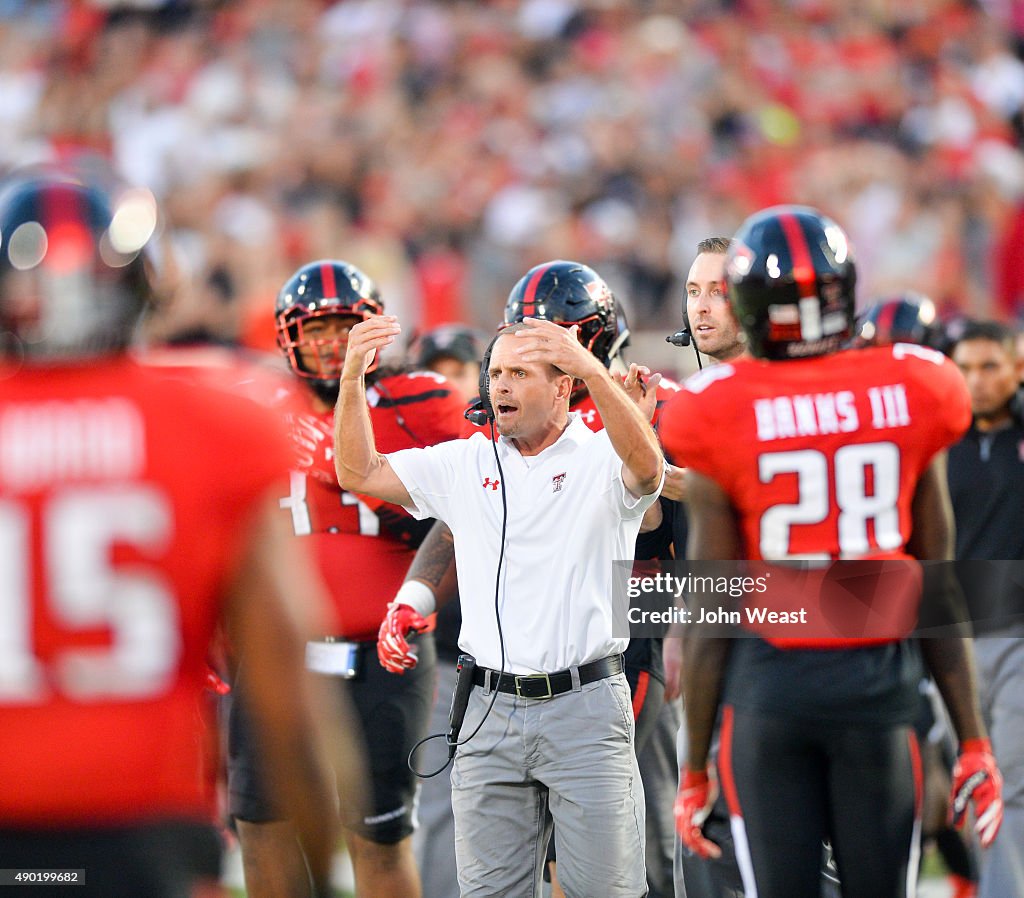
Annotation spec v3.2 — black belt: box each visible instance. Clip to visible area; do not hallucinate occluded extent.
[472,654,623,699]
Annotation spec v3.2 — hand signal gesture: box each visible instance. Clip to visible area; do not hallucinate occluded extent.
[342,315,400,380]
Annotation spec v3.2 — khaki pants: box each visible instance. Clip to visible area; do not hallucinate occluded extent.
[452,671,647,898]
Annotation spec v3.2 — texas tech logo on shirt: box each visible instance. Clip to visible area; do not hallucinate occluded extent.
[552,472,566,493]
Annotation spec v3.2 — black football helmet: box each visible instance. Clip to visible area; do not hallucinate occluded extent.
[503,260,625,367]
[855,292,945,350]
[0,171,154,360]
[726,206,857,360]
[275,260,383,401]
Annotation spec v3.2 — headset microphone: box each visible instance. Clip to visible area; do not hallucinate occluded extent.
[666,317,703,369]
[464,399,489,426]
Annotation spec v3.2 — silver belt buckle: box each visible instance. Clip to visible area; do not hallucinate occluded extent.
[305,639,359,678]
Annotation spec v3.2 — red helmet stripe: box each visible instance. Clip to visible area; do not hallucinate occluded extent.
[42,181,93,274]
[876,301,899,341]
[319,262,338,300]
[779,213,817,299]
[520,263,553,318]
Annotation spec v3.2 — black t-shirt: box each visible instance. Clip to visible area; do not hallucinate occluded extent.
[947,417,1024,630]
[948,418,1024,560]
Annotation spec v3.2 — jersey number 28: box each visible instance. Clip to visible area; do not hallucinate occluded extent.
[758,441,902,559]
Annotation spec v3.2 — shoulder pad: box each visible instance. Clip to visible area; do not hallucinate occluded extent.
[684,364,736,395]
[655,375,682,396]
[376,369,453,395]
[892,343,946,366]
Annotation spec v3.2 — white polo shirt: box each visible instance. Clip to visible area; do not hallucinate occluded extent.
[386,413,662,674]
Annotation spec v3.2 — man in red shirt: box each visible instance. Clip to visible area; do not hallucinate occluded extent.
[660,205,1004,898]
[0,171,339,897]
[227,260,466,898]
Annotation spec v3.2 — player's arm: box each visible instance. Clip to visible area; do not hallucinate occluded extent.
[908,454,1003,847]
[908,453,985,741]
[406,519,459,607]
[675,470,737,859]
[378,520,459,674]
[333,316,413,506]
[224,493,367,892]
[681,470,738,771]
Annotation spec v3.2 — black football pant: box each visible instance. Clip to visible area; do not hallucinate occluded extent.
[718,704,921,898]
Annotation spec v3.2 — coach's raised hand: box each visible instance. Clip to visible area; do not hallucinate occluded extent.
[513,318,605,381]
[342,315,401,380]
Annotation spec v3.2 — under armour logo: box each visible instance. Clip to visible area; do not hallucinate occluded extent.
[552,472,566,493]
[482,477,500,490]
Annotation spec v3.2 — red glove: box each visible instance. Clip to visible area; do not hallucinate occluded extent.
[377,602,429,674]
[674,767,722,859]
[204,667,231,696]
[950,738,1004,848]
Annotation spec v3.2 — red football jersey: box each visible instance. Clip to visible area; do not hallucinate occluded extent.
[660,345,970,561]
[281,370,465,639]
[136,344,297,410]
[0,358,293,826]
[659,345,971,646]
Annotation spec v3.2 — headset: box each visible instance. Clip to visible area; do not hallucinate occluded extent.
[666,314,703,370]
[463,332,500,426]
[410,331,510,778]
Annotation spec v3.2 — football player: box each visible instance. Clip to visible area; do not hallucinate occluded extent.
[227,260,466,898]
[0,170,339,897]
[660,205,1003,898]
[854,292,948,352]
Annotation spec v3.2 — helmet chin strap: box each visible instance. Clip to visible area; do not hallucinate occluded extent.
[606,329,630,368]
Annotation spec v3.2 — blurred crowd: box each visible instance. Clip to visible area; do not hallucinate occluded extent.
[4,0,1024,362]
